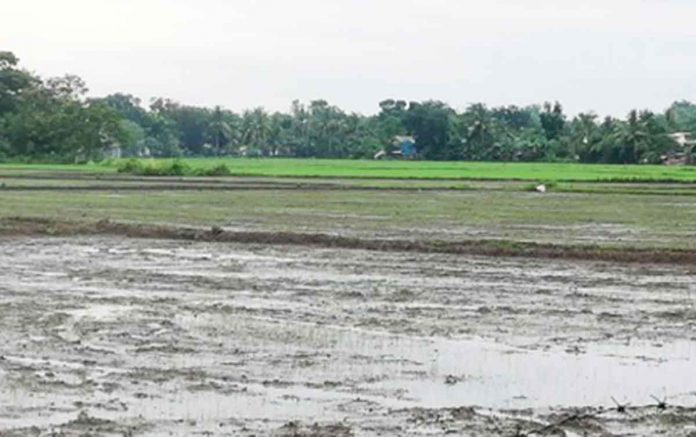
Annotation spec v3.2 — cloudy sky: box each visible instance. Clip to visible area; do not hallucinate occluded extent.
[3,0,696,116]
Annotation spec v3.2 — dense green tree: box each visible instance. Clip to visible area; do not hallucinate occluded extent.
[404,101,456,160]
[570,113,600,162]
[2,74,123,161]
[95,93,181,157]
[600,110,670,164]
[540,101,566,141]
[2,50,695,164]
[666,101,696,133]
[95,93,148,125]
[206,106,233,155]
[491,105,536,130]
[376,99,408,143]
[306,100,351,157]
[460,104,498,160]
[118,119,147,156]
[267,112,293,156]
[240,107,271,155]
[0,52,35,115]
[150,98,211,155]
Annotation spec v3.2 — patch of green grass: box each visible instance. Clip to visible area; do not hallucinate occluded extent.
[162,158,696,182]
[4,159,696,183]
[0,162,110,173]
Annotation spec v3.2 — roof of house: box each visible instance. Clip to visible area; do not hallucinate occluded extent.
[393,135,415,145]
[669,132,696,146]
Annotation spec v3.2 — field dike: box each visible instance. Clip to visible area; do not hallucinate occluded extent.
[2,216,695,265]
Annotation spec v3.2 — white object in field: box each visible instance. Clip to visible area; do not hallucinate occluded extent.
[536,184,547,193]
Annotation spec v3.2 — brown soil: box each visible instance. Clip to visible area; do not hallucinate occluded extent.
[0,237,695,435]
[2,217,696,265]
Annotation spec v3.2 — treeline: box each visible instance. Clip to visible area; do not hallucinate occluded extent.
[1,51,695,163]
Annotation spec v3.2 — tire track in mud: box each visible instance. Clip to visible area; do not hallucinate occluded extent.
[2,217,696,265]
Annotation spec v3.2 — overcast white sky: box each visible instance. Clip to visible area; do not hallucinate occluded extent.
[3,0,696,116]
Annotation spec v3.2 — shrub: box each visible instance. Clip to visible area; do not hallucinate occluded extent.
[117,158,144,174]
[201,164,231,176]
[116,159,231,177]
[166,159,190,176]
[117,159,194,176]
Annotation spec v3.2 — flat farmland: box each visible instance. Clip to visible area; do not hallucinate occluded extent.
[1,179,695,250]
[0,165,695,435]
[3,159,696,182]
[0,237,695,435]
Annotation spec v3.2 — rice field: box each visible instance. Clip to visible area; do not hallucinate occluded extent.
[2,158,696,182]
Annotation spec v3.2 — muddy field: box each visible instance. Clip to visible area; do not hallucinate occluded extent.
[3,170,696,251]
[1,236,695,435]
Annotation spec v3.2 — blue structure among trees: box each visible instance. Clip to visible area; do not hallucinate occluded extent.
[395,136,417,159]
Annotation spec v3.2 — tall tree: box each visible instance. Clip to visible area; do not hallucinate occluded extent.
[0,51,35,115]
[206,106,233,155]
[404,101,455,160]
[570,112,599,162]
[540,101,566,141]
[240,108,271,155]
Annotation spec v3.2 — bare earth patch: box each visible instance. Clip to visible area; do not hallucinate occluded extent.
[0,236,695,435]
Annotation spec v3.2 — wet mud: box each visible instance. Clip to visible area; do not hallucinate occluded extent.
[2,217,696,265]
[0,237,695,435]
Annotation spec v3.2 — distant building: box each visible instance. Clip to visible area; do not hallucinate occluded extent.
[374,136,418,159]
[663,132,695,165]
[394,136,417,158]
[669,132,696,148]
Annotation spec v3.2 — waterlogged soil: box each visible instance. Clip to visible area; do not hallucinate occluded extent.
[0,237,695,435]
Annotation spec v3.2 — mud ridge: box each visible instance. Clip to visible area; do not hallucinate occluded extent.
[2,217,695,265]
[0,184,349,191]
[0,183,477,192]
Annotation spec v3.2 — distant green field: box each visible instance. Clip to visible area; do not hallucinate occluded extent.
[0,162,107,173]
[1,159,696,182]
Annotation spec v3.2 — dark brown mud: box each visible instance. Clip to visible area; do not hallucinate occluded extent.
[2,217,696,265]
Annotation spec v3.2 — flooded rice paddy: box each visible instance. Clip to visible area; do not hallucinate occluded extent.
[0,237,695,435]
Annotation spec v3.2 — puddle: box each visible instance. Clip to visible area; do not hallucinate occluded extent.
[65,304,133,321]
[371,335,696,409]
[177,311,696,410]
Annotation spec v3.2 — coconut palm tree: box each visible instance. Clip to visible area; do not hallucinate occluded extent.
[241,108,271,155]
[207,106,232,155]
[570,112,599,161]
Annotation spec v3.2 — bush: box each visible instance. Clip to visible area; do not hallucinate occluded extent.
[117,158,189,176]
[166,159,190,176]
[116,159,231,177]
[140,163,163,176]
[200,164,231,176]
[117,158,144,174]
